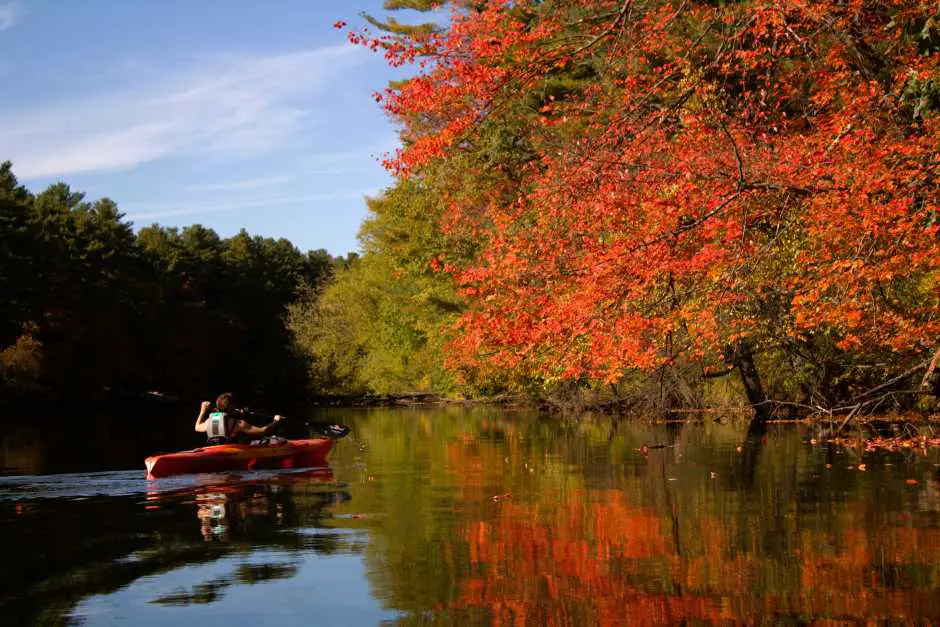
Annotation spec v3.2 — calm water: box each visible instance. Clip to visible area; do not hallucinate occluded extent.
[2,407,940,625]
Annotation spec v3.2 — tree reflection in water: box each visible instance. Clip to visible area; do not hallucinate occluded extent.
[150,562,301,606]
[1,466,352,624]
[3,409,940,625]
[346,411,940,626]
[446,428,940,624]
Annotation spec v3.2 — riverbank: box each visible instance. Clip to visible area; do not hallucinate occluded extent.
[307,392,539,409]
[308,392,939,420]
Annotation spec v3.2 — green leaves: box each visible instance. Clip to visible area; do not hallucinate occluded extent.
[290,179,468,395]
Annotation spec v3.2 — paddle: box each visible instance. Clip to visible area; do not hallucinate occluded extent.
[241,408,351,440]
[143,391,351,439]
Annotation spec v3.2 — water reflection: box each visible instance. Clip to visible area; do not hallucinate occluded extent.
[142,467,341,543]
[195,491,229,541]
[343,410,940,625]
[0,465,357,624]
[1,409,939,625]
[0,424,45,474]
[151,561,300,606]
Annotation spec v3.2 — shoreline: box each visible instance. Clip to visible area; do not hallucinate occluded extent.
[307,393,939,423]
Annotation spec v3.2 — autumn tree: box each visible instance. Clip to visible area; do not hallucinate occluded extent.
[347,0,939,412]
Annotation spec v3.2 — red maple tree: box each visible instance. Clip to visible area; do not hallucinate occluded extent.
[350,0,939,394]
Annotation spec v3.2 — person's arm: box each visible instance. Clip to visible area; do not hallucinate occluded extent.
[233,415,285,437]
[194,401,212,432]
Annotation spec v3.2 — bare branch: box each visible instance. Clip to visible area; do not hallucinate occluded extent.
[569,0,634,57]
[718,120,746,185]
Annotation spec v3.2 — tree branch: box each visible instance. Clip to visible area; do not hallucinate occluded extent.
[569,0,634,57]
[718,120,746,185]
[851,359,928,402]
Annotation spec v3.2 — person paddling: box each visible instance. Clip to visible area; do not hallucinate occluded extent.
[195,393,284,444]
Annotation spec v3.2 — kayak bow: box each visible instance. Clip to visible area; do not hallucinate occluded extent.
[145,438,333,478]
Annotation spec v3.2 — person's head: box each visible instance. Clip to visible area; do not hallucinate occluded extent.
[216,393,238,412]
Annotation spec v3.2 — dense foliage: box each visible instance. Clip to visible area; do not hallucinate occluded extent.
[310,0,938,411]
[0,162,336,407]
[289,181,468,394]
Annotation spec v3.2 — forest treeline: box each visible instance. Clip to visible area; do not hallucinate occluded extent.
[292,0,939,415]
[2,0,937,417]
[0,161,354,408]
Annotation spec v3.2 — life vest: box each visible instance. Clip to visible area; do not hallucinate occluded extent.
[206,411,234,442]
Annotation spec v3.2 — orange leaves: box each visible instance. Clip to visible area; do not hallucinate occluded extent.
[352,0,940,383]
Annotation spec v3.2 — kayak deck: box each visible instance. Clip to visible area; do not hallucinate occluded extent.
[145,438,333,478]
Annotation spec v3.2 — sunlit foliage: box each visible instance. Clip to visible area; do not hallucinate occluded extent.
[330,0,939,408]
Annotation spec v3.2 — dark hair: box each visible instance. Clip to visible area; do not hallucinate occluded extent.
[216,393,238,412]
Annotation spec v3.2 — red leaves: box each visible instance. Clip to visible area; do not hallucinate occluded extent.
[353,0,940,383]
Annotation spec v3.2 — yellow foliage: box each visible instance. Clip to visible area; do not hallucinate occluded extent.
[0,330,43,390]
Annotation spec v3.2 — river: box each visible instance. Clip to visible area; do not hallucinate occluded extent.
[2,407,939,625]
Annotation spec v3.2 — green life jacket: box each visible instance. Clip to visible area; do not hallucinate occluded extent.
[206,411,233,441]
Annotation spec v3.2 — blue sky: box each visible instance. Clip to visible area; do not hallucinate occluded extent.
[0,0,420,255]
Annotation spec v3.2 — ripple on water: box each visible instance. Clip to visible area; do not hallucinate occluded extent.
[0,466,340,501]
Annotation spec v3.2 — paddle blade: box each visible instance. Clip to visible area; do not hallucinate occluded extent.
[308,421,351,439]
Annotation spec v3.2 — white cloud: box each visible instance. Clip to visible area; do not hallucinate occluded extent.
[0,44,366,179]
[185,163,380,192]
[0,2,20,31]
[124,187,381,222]
[187,174,294,192]
[304,167,372,175]
[301,133,401,167]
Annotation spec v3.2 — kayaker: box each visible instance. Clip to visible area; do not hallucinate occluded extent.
[194,393,284,444]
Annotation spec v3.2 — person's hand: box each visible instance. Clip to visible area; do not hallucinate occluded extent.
[274,415,286,422]
[200,401,211,412]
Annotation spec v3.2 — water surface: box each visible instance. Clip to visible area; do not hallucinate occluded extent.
[2,408,939,625]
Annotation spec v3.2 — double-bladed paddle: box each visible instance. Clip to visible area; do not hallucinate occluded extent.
[143,391,351,439]
[241,408,351,439]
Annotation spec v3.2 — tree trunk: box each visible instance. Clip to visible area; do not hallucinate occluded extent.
[739,419,768,488]
[922,346,940,397]
[727,340,769,421]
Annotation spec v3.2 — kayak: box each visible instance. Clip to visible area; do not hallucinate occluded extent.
[145,438,334,478]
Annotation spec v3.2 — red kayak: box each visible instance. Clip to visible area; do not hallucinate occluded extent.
[145,438,333,478]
